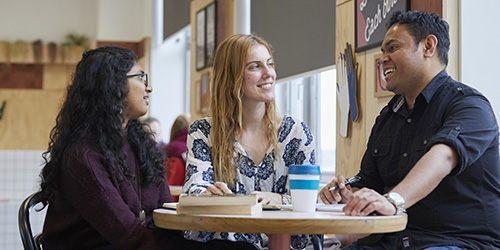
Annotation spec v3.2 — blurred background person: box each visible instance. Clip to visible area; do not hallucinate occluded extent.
[143,116,167,150]
[164,114,190,201]
[165,114,190,165]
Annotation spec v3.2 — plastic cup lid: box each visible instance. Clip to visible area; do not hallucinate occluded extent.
[288,164,321,175]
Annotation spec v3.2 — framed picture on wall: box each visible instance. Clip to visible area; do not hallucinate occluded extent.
[374,53,393,98]
[205,2,217,67]
[355,0,410,52]
[196,8,206,71]
[196,72,210,114]
[200,72,210,113]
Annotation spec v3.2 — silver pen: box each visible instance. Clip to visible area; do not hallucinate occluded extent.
[329,176,361,191]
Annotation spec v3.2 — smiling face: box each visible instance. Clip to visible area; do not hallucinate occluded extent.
[123,62,152,122]
[380,23,426,96]
[241,44,276,105]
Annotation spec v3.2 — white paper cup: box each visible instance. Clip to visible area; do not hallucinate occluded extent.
[288,164,321,212]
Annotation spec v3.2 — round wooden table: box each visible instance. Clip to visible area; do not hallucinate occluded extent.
[154,208,407,250]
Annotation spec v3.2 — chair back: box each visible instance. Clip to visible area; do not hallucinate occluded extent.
[18,191,45,250]
[164,156,186,186]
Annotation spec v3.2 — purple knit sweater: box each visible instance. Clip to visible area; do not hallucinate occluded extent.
[42,140,174,250]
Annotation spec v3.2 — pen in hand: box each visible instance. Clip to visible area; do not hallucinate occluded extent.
[329,176,361,191]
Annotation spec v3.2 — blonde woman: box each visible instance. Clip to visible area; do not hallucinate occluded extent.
[183,34,316,249]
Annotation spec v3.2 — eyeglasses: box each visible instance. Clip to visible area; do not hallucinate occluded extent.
[127,72,149,87]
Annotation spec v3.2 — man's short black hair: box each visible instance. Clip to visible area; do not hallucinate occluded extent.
[387,10,450,66]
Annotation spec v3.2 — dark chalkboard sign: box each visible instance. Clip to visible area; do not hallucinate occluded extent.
[355,0,409,52]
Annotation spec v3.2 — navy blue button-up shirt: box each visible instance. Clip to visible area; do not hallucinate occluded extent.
[353,70,500,249]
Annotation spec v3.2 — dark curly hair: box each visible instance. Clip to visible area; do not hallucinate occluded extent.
[387,10,450,66]
[40,46,165,203]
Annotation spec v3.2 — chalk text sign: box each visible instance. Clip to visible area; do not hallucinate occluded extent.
[355,0,409,52]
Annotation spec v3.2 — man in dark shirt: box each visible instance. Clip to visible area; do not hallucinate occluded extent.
[320,10,500,250]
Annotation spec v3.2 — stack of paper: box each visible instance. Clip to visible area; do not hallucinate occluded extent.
[168,193,262,215]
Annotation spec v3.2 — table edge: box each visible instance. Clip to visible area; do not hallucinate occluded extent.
[153,209,407,234]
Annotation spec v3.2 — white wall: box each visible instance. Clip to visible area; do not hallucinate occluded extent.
[461,1,500,124]
[0,0,98,43]
[0,0,152,43]
[0,150,46,250]
[96,0,152,41]
[150,0,191,142]
[150,27,191,142]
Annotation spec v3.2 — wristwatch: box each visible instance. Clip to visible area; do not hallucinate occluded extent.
[281,194,291,205]
[384,192,406,215]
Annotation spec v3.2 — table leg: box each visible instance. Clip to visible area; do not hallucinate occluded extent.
[268,234,291,250]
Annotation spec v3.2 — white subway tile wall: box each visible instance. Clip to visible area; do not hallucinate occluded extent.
[1,150,46,250]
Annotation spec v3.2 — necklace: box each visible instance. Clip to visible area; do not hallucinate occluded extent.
[133,158,146,226]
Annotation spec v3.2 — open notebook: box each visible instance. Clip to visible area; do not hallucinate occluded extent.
[278,203,345,212]
[163,203,345,212]
[163,202,280,211]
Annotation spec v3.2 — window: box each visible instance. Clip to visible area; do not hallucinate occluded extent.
[275,67,336,182]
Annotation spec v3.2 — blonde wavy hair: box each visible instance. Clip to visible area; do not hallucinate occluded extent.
[210,34,279,186]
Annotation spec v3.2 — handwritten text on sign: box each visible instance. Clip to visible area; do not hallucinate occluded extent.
[355,0,409,52]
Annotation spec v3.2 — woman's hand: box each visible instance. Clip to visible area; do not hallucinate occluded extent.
[252,191,282,205]
[202,182,233,195]
[319,175,352,204]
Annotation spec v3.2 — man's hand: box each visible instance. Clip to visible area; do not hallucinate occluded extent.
[319,175,351,204]
[343,188,396,216]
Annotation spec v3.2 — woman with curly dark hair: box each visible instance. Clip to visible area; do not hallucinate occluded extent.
[39,46,256,250]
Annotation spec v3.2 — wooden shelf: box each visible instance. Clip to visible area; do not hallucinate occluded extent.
[0,43,86,65]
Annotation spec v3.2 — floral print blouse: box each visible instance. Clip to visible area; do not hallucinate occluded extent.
[182,115,315,250]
